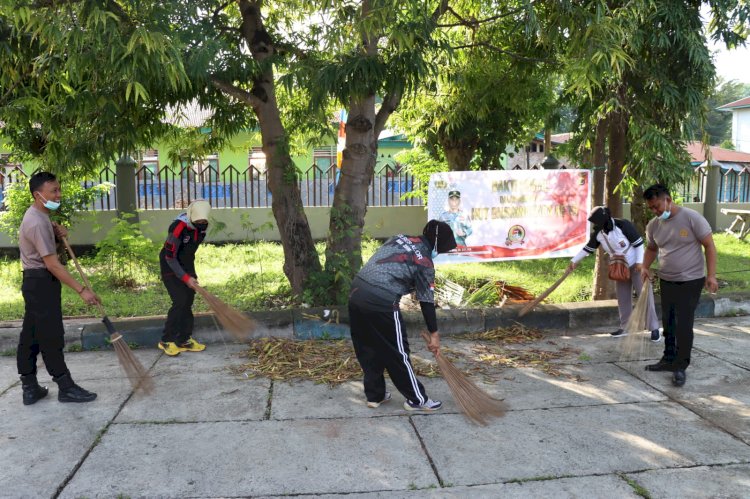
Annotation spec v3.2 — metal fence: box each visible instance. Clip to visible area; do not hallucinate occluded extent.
[1,162,422,210]
[6,162,750,210]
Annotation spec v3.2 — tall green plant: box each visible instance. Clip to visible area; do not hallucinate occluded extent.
[93,214,160,289]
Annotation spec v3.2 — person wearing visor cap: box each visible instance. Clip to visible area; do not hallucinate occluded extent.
[158,199,211,356]
[348,220,456,412]
[567,206,661,341]
[439,190,472,246]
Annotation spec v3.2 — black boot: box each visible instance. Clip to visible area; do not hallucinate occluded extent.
[20,374,48,406]
[54,373,97,403]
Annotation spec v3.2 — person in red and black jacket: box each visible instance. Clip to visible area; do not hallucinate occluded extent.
[158,199,211,356]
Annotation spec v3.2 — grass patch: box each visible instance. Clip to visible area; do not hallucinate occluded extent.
[0,234,746,321]
[620,474,652,498]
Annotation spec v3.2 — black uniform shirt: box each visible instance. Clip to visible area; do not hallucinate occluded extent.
[159,213,207,282]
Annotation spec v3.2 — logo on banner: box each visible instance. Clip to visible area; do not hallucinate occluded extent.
[505,225,526,246]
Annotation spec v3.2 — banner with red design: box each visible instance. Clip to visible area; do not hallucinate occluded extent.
[428,170,591,264]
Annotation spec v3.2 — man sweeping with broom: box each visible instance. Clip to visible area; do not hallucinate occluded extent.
[158,199,211,356]
[348,220,456,412]
[17,172,100,404]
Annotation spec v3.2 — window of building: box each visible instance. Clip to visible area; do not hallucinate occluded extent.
[137,149,159,180]
[248,147,266,174]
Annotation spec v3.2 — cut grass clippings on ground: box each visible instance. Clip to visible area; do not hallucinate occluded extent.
[231,338,440,386]
[231,326,583,387]
[461,324,545,343]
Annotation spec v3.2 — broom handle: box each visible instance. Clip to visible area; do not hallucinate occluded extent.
[518,267,573,317]
[61,237,107,318]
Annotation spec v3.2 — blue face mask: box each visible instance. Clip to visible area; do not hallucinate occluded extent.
[659,201,671,221]
[39,194,61,211]
[431,248,438,259]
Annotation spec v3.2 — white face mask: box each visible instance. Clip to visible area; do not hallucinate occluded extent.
[659,200,671,220]
[38,193,61,211]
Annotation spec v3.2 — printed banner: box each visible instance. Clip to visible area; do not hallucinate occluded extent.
[428,170,591,264]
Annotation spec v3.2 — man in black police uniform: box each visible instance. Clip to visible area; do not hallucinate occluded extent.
[348,220,456,412]
[18,172,100,405]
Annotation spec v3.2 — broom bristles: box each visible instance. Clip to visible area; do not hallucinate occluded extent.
[620,279,652,361]
[111,334,154,395]
[421,332,507,425]
[195,285,256,340]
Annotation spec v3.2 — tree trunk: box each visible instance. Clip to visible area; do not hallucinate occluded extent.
[443,146,476,172]
[324,0,450,302]
[606,109,627,219]
[630,184,648,236]
[325,94,378,299]
[231,0,321,296]
[591,117,613,300]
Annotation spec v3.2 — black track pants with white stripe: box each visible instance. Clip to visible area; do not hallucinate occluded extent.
[349,290,428,405]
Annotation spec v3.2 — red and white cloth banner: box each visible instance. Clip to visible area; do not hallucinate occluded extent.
[428,170,591,263]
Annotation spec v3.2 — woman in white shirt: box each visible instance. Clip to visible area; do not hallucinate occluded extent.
[568,206,660,340]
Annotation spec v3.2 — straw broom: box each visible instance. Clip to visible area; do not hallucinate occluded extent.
[619,279,653,362]
[518,267,573,317]
[193,284,256,340]
[420,332,508,425]
[61,238,154,395]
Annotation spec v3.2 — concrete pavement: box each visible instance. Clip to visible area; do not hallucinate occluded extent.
[1,316,749,498]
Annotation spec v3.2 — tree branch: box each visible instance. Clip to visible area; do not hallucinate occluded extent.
[374,88,403,138]
[210,77,263,109]
[437,3,533,28]
[451,42,557,64]
[431,0,451,23]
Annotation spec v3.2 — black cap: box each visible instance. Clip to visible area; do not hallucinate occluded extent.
[448,190,461,198]
[588,206,611,227]
[423,220,457,254]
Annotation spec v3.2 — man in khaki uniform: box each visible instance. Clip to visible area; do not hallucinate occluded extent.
[641,184,718,387]
[17,172,100,405]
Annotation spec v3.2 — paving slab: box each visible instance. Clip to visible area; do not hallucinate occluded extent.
[474,363,666,411]
[0,378,132,499]
[693,320,750,370]
[269,474,641,498]
[619,355,750,444]
[413,402,750,486]
[59,418,438,498]
[116,371,269,423]
[149,342,250,376]
[626,463,750,499]
[0,355,18,395]
[270,378,462,420]
[33,349,162,383]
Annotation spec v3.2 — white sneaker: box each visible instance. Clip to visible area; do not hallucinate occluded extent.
[403,398,442,412]
[366,392,391,408]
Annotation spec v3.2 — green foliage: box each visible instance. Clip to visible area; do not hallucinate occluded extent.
[0,2,193,173]
[92,214,160,289]
[0,178,112,243]
[395,148,446,203]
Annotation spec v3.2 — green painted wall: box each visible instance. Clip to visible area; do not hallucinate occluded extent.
[0,205,428,247]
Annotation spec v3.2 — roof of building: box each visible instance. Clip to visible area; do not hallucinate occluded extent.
[686,141,750,164]
[717,96,750,111]
[550,132,573,144]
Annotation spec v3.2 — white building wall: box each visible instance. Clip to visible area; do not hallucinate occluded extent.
[733,108,750,152]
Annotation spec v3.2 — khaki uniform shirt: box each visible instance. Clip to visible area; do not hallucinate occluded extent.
[19,206,57,270]
[646,207,711,282]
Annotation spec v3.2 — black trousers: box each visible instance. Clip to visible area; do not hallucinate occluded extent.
[660,277,705,370]
[348,288,428,405]
[161,274,195,344]
[17,269,69,378]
